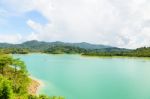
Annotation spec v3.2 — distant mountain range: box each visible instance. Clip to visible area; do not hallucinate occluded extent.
[0,40,129,52]
[1,40,150,57]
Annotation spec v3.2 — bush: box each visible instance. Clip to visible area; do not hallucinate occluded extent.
[0,75,14,99]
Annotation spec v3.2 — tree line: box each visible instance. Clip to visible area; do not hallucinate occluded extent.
[82,47,150,57]
[1,45,150,57]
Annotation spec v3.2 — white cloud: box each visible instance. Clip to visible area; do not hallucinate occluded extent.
[0,34,22,43]
[26,19,63,41]
[1,0,150,48]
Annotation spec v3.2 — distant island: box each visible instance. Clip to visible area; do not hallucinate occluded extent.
[0,40,150,57]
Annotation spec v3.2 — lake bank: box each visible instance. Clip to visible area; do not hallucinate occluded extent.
[28,76,45,95]
[12,52,150,59]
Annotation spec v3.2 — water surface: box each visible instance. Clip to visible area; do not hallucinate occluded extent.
[14,54,150,99]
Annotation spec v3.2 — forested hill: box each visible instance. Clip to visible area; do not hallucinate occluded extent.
[0,40,129,54]
[0,40,112,49]
[0,40,150,57]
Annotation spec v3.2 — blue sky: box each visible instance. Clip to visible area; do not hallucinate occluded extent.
[0,0,150,48]
[0,6,47,35]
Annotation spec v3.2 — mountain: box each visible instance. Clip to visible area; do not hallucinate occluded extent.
[1,40,150,57]
[0,40,112,49]
[0,40,129,53]
[0,43,17,48]
[69,42,112,49]
[20,40,113,49]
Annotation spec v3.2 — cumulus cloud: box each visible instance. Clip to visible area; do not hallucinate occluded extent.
[1,0,150,48]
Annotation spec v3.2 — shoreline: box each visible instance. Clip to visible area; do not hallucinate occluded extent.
[28,76,45,95]
[13,53,150,59]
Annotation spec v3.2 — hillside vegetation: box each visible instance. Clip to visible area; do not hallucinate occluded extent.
[0,40,129,54]
[0,40,150,57]
[83,47,150,57]
[0,53,64,99]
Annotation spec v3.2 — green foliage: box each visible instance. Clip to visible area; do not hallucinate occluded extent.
[82,47,150,57]
[0,40,127,54]
[0,55,12,75]
[44,45,86,54]
[28,94,51,99]
[0,75,14,99]
[28,94,39,99]
[50,96,65,99]
[0,54,64,99]
[0,54,29,98]
[0,48,29,54]
[39,94,51,99]
[12,58,27,74]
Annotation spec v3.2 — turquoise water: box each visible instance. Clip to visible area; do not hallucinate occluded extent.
[14,54,150,99]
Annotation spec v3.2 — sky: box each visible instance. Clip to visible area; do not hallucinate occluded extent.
[0,0,150,48]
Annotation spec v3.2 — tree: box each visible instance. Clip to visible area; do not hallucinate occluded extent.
[0,75,14,99]
[28,94,39,99]
[0,55,12,75]
[11,58,27,93]
[12,58,27,74]
[39,94,50,99]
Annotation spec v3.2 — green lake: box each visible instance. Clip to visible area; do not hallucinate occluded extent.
[14,54,150,99]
